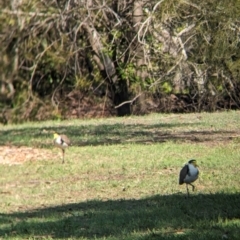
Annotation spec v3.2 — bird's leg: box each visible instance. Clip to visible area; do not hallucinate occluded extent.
[62,149,65,164]
[189,183,195,192]
[186,184,190,197]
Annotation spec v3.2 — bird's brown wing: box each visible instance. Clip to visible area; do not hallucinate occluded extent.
[61,134,71,145]
[179,164,189,185]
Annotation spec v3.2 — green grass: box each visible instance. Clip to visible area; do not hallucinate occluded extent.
[0,111,240,239]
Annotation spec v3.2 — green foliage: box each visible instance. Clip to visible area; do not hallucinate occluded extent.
[161,82,173,93]
[75,76,92,91]
[226,59,240,79]
[118,63,139,83]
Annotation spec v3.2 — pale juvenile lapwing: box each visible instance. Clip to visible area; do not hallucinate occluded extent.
[53,133,70,163]
[179,159,199,197]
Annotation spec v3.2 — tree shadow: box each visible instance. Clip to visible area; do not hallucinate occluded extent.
[0,193,239,239]
[0,122,237,148]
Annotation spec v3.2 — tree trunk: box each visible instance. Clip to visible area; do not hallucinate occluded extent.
[132,0,148,113]
[82,23,131,116]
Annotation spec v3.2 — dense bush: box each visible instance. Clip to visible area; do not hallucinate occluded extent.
[1,0,240,123]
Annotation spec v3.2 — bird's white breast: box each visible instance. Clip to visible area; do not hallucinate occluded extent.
[184,164,199,183]
[54,136,68,148]
[55,136,62,144]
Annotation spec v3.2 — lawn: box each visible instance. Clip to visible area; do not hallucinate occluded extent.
[0,111,240,239]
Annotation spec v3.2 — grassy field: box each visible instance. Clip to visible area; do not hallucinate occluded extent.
[0,111,240,239]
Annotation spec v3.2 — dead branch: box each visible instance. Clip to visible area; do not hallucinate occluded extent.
[114,93,142,109]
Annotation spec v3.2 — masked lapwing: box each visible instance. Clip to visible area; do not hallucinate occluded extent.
[179,159,199,196]
[53,133,70,163]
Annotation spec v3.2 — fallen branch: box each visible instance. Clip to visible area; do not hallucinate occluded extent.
[114,93,142,109]
[2,9,59,17]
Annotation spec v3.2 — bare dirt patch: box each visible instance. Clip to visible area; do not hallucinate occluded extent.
[0,146,57,165]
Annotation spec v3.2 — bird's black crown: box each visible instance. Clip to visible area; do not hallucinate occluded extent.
[188,159,196,164]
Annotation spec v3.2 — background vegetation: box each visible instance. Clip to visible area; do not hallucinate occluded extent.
[1,0,240,123]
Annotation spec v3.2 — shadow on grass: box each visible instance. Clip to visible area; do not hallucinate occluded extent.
[0,193,239,239]
[0,122,237,148]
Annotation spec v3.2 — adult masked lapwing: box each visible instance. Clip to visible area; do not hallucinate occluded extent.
[53,133,70,163]
[179,159,199,196]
